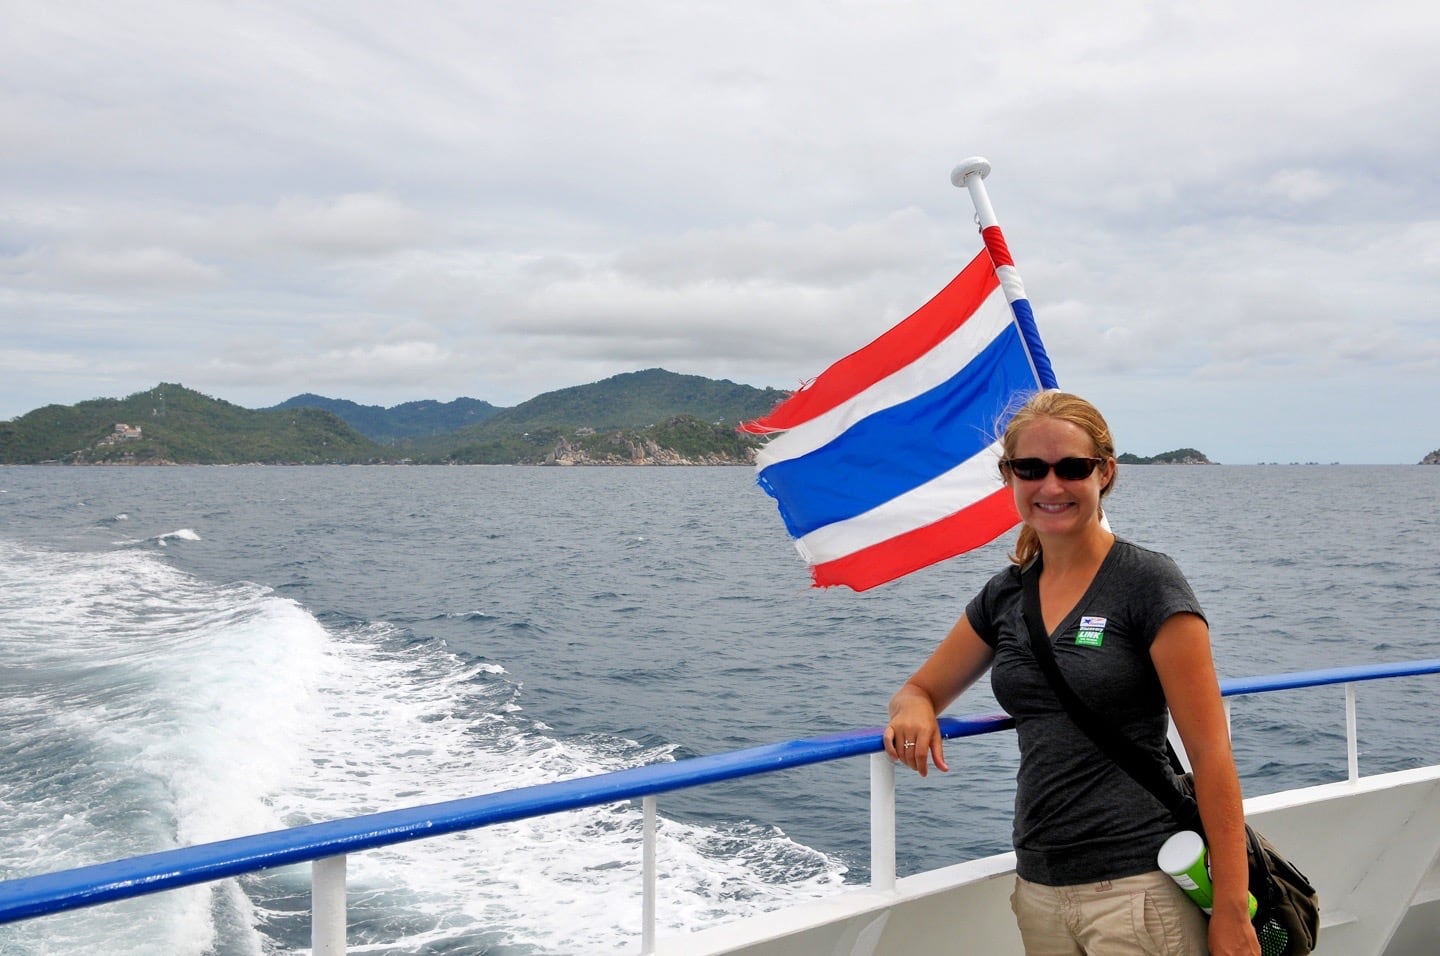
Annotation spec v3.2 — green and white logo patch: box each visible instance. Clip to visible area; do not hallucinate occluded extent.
[1075,615,1107,647]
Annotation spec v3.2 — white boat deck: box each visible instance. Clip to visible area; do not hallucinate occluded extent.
[661,765,1440,956]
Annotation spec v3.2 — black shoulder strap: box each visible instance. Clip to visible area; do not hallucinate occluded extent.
[1019,559,1202,832]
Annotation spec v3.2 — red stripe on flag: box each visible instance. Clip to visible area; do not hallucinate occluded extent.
[981,225,1014,269]
[809,488,1019,590]
[740,251,999,434]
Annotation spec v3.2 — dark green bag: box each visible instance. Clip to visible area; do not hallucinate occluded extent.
[1176,773,1319,955]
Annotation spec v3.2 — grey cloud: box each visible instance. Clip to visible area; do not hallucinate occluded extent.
[613,212,940,287]
[212,195,434,259]
[10,246,223,293]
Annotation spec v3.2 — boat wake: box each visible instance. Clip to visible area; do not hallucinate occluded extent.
[0,539,846,954]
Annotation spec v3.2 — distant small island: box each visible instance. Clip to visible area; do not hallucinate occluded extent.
[1423,449,1440,465]
[1116,448,1215,465]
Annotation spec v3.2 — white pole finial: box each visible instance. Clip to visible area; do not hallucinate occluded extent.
[951,157,999,230]
[950,157,991,187]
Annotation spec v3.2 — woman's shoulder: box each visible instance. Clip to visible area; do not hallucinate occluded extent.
[968,561,1024,610]
[980,560,1024,592]
[966,563,1024,645]
[1110,537,1186,575]
[1106,537,1204,621]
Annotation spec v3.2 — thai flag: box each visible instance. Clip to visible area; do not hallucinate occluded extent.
[742,225,1057,591]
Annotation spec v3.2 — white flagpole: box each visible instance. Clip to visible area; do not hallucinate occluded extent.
[949,157,1059,391]
[954,160,1094,527]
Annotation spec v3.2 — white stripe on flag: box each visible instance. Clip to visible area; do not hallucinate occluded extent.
[794,440,1006,564]
[996,264,1027,303]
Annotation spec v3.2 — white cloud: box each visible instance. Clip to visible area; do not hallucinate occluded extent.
[613,211,940,287]
[0,348,90,375]
[46,247,222,291]
[203,339,459,390]
[1262,169,1339,204]
[227,194,433,258]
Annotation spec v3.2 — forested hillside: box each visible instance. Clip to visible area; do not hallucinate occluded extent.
[0,370,788,465]
[0,385,380,464]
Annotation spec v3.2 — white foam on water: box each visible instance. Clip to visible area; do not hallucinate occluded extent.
[0,539,848,954]
[0,539,327,955]
[256,620,848,952]
[107,528,202,548]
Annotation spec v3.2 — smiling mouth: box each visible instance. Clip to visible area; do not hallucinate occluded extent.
[1033,502,1073,513]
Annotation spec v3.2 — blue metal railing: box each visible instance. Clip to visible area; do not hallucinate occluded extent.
[2,659,1438,934]
[0,710,1009,926]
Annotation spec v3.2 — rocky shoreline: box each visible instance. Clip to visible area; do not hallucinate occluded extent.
[543,435,753,466]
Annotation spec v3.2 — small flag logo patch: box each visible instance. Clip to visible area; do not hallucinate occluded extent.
[1076,616,1107,647]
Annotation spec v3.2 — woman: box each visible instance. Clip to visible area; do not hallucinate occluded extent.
[884,391,1259,956]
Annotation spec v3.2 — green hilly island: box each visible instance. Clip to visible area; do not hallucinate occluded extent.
[0,370,789,466]
[0,385,380,465]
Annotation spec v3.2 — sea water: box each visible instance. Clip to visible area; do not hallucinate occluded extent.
[0,464,1437,954]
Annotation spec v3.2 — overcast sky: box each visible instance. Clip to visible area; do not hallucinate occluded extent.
[3,1,1437,463]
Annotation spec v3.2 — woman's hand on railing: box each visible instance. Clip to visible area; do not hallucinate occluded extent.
[885,688,949,777]
[884,614,994,777]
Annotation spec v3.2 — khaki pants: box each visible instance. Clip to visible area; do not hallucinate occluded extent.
[1011,870,1210,955]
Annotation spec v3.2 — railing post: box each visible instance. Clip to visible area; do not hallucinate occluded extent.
[641,796,657,954]
[312,854,347,955]
[870,753,896,892]
[1345,682,1359,781]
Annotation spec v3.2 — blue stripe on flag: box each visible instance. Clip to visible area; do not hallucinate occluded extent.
[1008,297,1058,390]
[757,322,1036,539]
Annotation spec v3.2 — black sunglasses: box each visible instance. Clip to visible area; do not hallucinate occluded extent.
[1000,457,1104,482]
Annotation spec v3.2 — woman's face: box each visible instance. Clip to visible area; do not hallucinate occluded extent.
[1006,417,1114,539]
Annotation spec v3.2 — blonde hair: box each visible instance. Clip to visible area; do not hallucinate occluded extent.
[1002,391,1117,566]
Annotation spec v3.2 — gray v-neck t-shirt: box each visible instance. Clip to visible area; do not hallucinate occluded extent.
[966,538,1206,885]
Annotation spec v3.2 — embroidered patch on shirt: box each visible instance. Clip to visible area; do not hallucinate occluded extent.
[1075,615,1107,647]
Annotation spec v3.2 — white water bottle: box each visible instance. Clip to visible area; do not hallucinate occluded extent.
[1160,833,1292,955]
[1158,830,1257,917]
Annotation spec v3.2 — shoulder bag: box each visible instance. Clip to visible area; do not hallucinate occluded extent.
[1019,561,1319,955]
